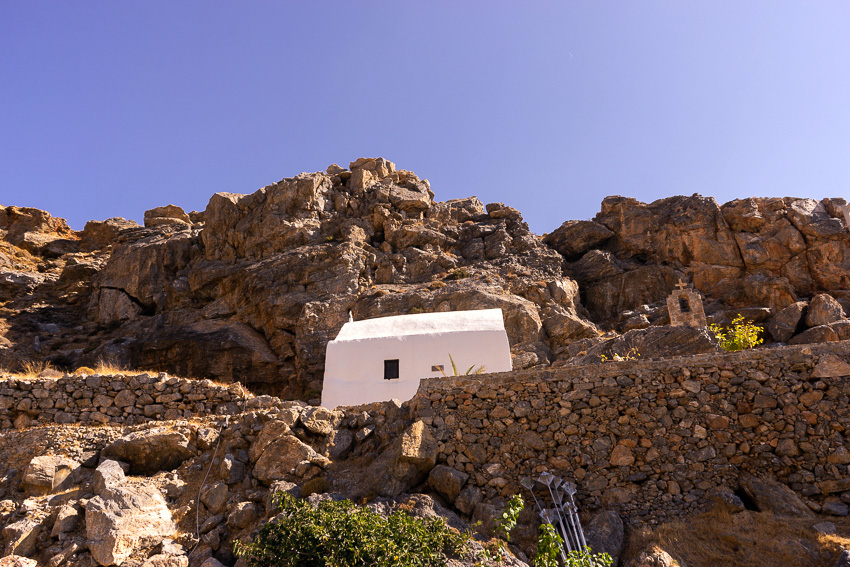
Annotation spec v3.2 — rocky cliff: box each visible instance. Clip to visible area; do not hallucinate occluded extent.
[1,159,849,400]
[547,195,850,332]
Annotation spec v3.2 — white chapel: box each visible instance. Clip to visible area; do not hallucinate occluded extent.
[321,308,512,409]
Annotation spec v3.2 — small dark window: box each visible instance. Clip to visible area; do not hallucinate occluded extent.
[431,365,444,373]
[678,296,691,313]
[384,359,400,380]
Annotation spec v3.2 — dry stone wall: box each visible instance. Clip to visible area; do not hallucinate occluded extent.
[415,340,850,523]
[0,373,257,430]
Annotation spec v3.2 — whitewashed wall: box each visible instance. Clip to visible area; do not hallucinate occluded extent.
[321,328,512,409]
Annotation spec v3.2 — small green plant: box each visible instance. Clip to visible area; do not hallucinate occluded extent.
[439,353,486,377]
[495,494,524,542]
[710,315,764,352]
[235,492,468,567]
[533,523,564,567]
[599,347,640,362]
[563,548,613,567]
[475,542,503,566]
[444,267,471,281]
[476,494,524,566]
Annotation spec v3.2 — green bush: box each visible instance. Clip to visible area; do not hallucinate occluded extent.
[532,523,563,567]
[709,315,764,352]
[235,492,469,567]
[562,548,613,567]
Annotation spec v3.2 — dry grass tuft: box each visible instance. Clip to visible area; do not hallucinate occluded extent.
[624,508,850,567]
[89,359,159,376]
[19,359,53,379]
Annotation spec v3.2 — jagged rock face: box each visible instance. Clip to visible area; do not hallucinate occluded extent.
[3,164,849,398]
[75,158,595,398]
[556,195,850,326]
[0,206,78,258]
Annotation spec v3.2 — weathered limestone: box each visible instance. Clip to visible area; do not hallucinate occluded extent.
[102,427,195,474]
[93,460,126,495]
[143,205,192,228]
[365,420,439,497]
[85,483,175,566]
[20,455,79,495]
[807,294,846,327]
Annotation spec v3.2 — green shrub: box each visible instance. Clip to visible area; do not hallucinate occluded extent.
[709,315,764,352]
[562,548,614,567]
[235,492,468,567]
[532,523,563,567]
[495,494,523,542]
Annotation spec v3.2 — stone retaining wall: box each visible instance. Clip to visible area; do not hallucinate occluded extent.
[0,372,252,429]
[415,340,850,523]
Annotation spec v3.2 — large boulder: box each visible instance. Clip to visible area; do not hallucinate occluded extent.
[20,455,79,495]
[364,420,438,497]
[738,473,813,518]
[251,429,329,484]
[102,428,195,474]
[585,510,625,566]
[144,205,192,228]
[80,217,141,251]
[628,547,679,567]
[300,406,343,436]
[2,517,43,557]
[93,459,126,495]
[544,220,614,259]
[789,324,840,345]
[571,326,721,365]
[768,301,807,342]
[200,481,229,514]
[427,465,469,504]
[86,483,176,566]
[0,557,38,567]
[0,206,78,256]
[806,294,846,327]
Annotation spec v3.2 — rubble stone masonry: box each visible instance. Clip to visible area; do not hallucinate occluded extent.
[415,340,850,523]
[0,373,250,429]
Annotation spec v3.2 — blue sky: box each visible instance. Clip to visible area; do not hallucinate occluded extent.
[2,2,849,233]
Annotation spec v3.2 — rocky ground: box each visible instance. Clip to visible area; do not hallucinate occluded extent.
[2,374,850,567]
[2,159,850,566]
[2,158,849,401]
[0,381,531,567]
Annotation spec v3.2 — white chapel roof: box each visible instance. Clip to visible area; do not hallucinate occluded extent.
[334,308,506,341]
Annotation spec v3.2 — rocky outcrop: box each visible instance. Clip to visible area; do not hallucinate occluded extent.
[0,206,78,257]
[102,427,196,474]
[2,162,849,398]
[19,455,78,495]
[364,419,438,497]
[85,483,176,566]
[59,159,594,397]
[568,326,721,365]
[557,195,850,338]
[585,511,625,566]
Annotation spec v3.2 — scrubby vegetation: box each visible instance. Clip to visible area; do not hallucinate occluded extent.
[709,315,764,352]
[235,492,469,567]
